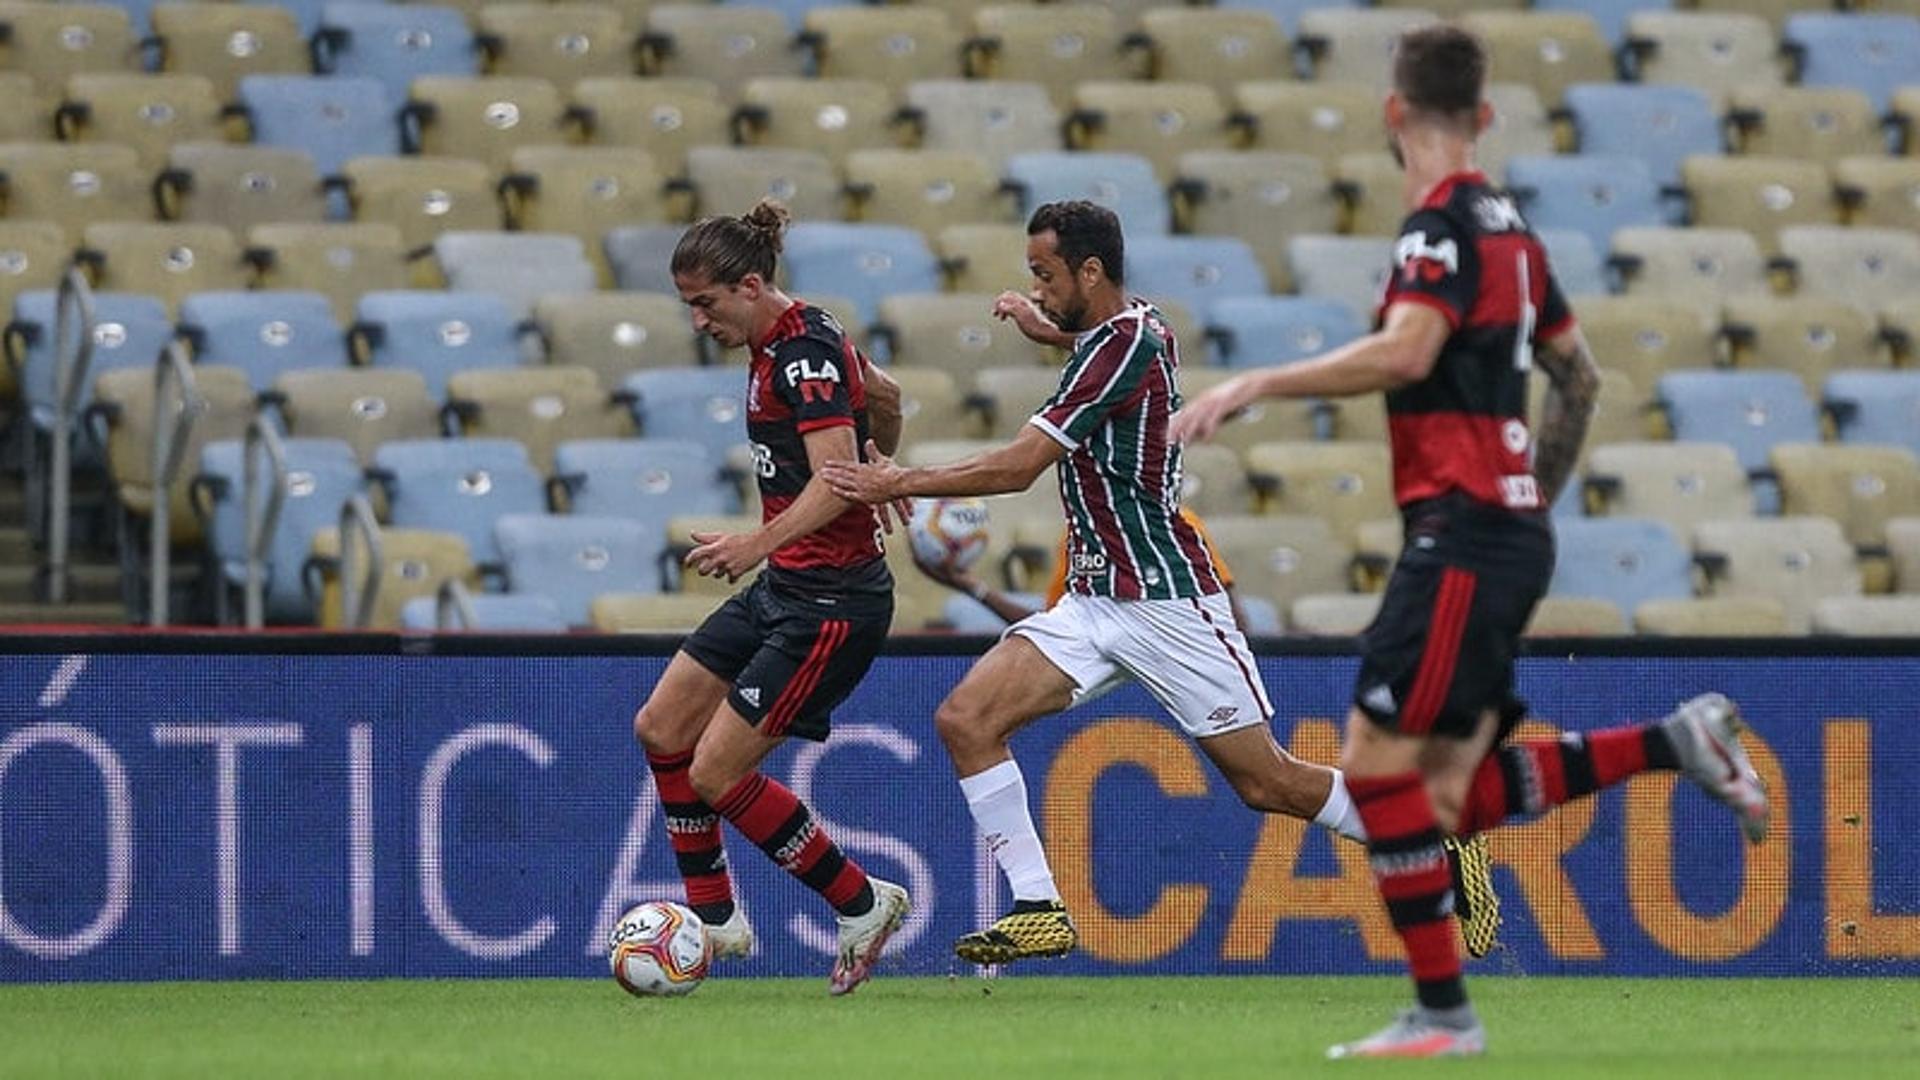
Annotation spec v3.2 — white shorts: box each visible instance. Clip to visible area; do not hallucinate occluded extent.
[1005,591,1272,739]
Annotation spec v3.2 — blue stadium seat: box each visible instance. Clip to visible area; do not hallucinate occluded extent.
[1206,296,1363,370]
[312,4,480,103]
[1563,83,1720,187]
[781,223,942,327]
[1126,236,1268,324]
[9,290,174,435]
[195,436,364,623]
[1536,0,1673,45]
[623,367,748,464]
[1536,228,1608,299]
[400,591,569,631]
[551,438,741,524]
[1657,369,1822,512]
[604,225,686,296]
[1824,370,1920,457]
[1004,151,1172,236]
[237,75,402,177]
[351,291,528,399]
[263,0,337,38]
[179,291,347,392]
[1286,235,1393,323]
[1548,516,1694,621]
[494,513,667,626]
[1506,154,1673,255]
[1785,13,1920,114]
[369,437,548,566]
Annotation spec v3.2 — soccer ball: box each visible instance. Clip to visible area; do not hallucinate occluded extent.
[908,497,991,572]
[608,900,710,997]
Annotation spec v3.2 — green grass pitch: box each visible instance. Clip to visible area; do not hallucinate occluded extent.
[2,975,1913,1078]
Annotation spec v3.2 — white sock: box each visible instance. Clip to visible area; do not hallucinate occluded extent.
[957,759,1060,903]
[1315,770,1369,843]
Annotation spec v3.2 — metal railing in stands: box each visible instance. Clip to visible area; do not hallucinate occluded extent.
[241,417,288,630]
[149,341,206,626]
[44,267,96,605]
[337,493,382,630]
[434,577,480,630]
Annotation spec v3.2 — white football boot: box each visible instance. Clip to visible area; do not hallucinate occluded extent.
[1660,692,1770,844]
[828,878,910,996]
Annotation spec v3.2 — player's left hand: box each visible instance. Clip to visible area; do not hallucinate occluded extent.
[1169,376,1255,444]
[822,439,908,506]
[685,530,768,581]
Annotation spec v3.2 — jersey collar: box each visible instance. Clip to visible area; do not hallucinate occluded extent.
[1420,170,1488,210]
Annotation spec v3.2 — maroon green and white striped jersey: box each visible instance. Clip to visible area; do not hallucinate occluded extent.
[1028,300,1225,601]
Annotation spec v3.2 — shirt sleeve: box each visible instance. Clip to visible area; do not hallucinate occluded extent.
[1384,208,1479,330]
[1030,322,1158,449]
[1537,267,1576,340]
[770,337,855,433]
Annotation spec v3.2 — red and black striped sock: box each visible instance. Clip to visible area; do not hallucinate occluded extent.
[1458,726,1681,836]
[1350,771,1465,1012]
[645,748,735,926]
[713,771,875,918]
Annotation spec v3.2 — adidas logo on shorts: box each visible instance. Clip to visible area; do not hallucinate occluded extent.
[1363,684,1398,716]
[739,686,762,707]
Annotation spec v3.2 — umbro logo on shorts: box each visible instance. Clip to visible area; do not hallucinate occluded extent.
[1206,706,1240,727]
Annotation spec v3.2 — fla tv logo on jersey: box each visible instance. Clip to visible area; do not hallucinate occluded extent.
[1394,230,1458,284]
[785,355,841,404]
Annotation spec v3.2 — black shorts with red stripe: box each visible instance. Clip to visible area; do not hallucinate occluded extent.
[680,567,892,742]
[1354,493,1554,739]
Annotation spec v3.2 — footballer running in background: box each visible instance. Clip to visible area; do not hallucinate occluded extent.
[629,199,910,996]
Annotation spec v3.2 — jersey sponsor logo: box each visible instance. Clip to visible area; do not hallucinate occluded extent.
[1394,230,1459,283]
[1499,474,1542,509]
[1472,194,1528,234]
[1070,550,1109,576]
[784,356,842,405]
[747,371,765,417]
[1501,419,1531,455]
[750,441,776,479]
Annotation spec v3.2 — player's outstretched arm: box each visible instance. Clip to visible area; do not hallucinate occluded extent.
[685,424,862,581]
[860,354,904,456]
[1531,327,1601,508]
[822,426,1063,504]
[992,291,1074,349]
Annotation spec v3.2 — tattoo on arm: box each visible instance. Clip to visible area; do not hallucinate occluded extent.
[862,357,904,456]
[1531,330,1601,508]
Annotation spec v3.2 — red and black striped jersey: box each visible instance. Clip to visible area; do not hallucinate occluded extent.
[746,301,889,591]
[1376,170,1576,513]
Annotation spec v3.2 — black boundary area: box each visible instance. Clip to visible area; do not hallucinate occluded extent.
[0,630,1915,659]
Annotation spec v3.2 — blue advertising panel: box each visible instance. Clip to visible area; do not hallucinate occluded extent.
[1,645,1915,981]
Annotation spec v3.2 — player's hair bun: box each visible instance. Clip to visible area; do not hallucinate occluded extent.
[742,199,790,255]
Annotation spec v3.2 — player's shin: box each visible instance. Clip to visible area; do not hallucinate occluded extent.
[957,758,1060,902]
[1455,724,1677,836]
[645,748,736,926]
[711,771,876,917]
[1349,771,1471,1017]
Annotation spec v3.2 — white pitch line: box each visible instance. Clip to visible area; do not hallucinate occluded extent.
[37,655,87,708]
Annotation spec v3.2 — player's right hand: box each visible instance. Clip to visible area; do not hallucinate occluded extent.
[1169,376,1253,445]
[991,291,1070,348]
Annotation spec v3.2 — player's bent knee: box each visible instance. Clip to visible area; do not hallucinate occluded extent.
[687,754,744,806]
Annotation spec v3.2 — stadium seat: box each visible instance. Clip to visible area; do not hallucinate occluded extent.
[476,3,634,88]
[1575,296,1719,396]
[400,591,569,631]
[444,365,632,472]
[781,223,940,328]
[1621,12,1785,97]
[531,291,700,384]
[1725,86,1884,164]
[308,526,476,629]
[625,366,748,464]
[494,513,664,625]
[55,74,223,172]
[1891,515,1920,592]
[1548,516,1694,622]
[1585,441,1754,536]
[1693,515,1861,634]
[1003,151,1170,237]
[1784,12,1920,114]
[552,443,734,542]
[1232,81,1387,169]
[1656,370,1822,480]
[1124,236,1268,323]
[312,3,480,102]
[1178,443,1256,517]
[0,223,75,331]
[433,231,596,318]
[1244,441,1394,546]
[0,3,139,86]
[179,291,347,392]
[1182,367,1323,451]
[1776,227,1920,310]
[870,294,1049,378]
[969,365,1068,439]
[1525,596,1630,636]
[78,223,249,316]
[1722,295,1887,394]
[1608,227,1768,305]
[149,4,309,100]
[1206,296,1363,372]
[1824,371,1920,457]
[965,4,1138,107]
[685,145,844,222]
[195,436,364,623]
[1288,591,1381,637]
[802,6,962,93]
[0,72,38,143]
[566,77,729,179]
[734,77,899,169]
[339,156,502,258]
[934,223,1030,295]
[1065,81,1234,183]
[1680,156,1839,255]
[1332,152,1409,238]
[351,290,528,399]
[10,290,173,437]
[1810,595,1920,636]
[0,143,145,243]
[247,223,411,322]
[499,146,668,279]
[1480,84,1559,181]
[591,591,724,633]
[1633,594,1787,637]
[1171,152,1337,295]
[90,363,256,545]
[1137,6,1291,101]
[1536,229,1608,299]
[843,149,1011,237]
[269,366,441,466]
[1506,155,1672,256]
[1295,7,1436,87]
[402,76,568,171]
[156,144,327,233]
[1563,83,1721,187]
[1216,1,1357,39]
[1197,514,1355,619]
[1771,443,1920,558]
[604,224,687,296]
[640,4,805,90]
[1834,157,1920,234]
[1460,10,1613,108]
[237,76,401,177]
[1287,235,1393,324]
[889,365,975,442]
[370,437,548,567]
[901,80,1062,170]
